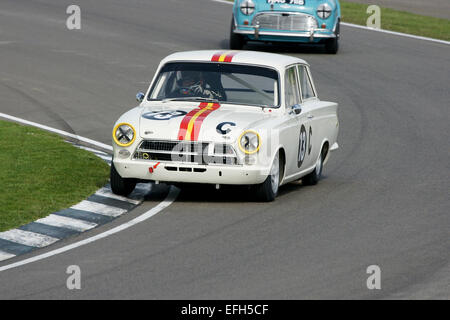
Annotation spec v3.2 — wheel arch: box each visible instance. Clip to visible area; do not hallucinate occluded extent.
[319,139,330,165]
[276,146,287,184]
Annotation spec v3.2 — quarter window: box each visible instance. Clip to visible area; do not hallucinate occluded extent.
[284,66,301,107]
[298,65,316,100]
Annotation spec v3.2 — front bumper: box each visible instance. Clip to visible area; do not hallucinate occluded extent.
[234,26,335,43]
[113,158,269,185]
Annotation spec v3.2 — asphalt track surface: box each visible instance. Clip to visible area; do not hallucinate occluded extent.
[0,0,449,299]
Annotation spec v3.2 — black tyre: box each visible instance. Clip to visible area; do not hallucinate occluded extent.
[110,162,136,196]
[325,19,340,54]
[254,152,281,202]
[303,145,327,186]
[229,16,245,50]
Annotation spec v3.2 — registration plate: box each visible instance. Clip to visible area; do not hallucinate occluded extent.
[267,0,305,5]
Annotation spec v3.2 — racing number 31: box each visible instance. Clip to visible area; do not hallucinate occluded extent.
[298,125,312,168]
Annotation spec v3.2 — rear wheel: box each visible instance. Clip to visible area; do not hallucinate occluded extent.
[303,145,327,185]
[110,162,136,196]
[255,152,281,202]
[229,16,245,50]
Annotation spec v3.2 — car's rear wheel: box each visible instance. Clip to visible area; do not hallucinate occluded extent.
[255,152,282,202]
[303,145,327,185]
[110,161,136,196]
[229,16,245,50]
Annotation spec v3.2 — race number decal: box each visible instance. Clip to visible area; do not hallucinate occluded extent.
[297,125,307,168]
[308,126,313,155]
[142,110,187,120]
[216,122,236,135]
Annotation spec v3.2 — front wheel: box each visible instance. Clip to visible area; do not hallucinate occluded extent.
[229,16,245,50]
[254,152,281,202]
[110,162,136,196]
[325,19,340,54]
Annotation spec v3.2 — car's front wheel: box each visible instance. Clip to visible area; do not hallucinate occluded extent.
[229,16,246,50]
[255,152,282,202]
[110,162,136,196]
[325,19,340,54]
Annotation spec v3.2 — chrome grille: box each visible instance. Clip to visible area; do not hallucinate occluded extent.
[252,12,318,31]
[134,140,238,165]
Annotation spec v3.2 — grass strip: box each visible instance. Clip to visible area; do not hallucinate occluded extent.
[340,1,450,42]
[0,120,110,232]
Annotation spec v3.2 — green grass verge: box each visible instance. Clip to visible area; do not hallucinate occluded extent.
[340,1,450,42]
[228,0,450,42]
[0,120,110,232]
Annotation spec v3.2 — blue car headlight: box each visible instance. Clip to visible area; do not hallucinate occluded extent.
[317,3,332,19]
[240,0,255,16]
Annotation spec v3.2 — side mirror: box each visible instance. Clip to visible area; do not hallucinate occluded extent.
[136,92,145,102]
[292,104,302,115]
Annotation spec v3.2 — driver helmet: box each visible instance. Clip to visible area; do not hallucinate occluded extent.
[179,71,203,95]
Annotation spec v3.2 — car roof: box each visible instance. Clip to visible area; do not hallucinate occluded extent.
[160,50,309,70]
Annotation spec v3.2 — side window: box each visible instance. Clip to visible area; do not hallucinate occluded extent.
[284,66,301,107]
[298,65,316,100]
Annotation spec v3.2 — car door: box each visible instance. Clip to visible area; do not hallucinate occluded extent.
[283,65,314,178]
[297,64,322,167]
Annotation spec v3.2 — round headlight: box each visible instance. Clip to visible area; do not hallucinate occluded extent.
[240,0,255,15]
[238,130,260,154]
[317,3,332,19]
[113,123,136,147]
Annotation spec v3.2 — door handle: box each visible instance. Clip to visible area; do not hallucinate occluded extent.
[307,115,314,119]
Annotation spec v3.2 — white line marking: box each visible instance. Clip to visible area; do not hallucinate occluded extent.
[95,187,141,205]
[211,0,232,4]
[212,0,450,45]
[0,251,16,262]
[0,229,59,248]
[94,154,113,161]
[71,201,126,217]
[36,214,97,232]
[0,186,179,272]
[0,113,112,151]
[71,144,108,155]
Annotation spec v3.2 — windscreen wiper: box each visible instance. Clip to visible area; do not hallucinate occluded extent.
[162,97,219,104]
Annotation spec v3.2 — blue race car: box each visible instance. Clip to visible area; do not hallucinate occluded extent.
[230,0,341,53]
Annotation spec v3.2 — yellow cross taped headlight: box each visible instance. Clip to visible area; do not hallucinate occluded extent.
[238,130,260,154]
[113,123,136,147]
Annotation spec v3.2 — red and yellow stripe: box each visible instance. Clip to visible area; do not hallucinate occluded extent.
[178,102,221,141]
[211,51,238,63]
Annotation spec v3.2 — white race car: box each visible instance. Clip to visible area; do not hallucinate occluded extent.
[111,50,339,201]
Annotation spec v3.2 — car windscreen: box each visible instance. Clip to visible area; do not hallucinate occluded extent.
[148,62,280,108]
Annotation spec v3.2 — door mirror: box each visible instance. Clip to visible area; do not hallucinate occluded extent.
[136,92,145,102]
[291,104,302,115]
